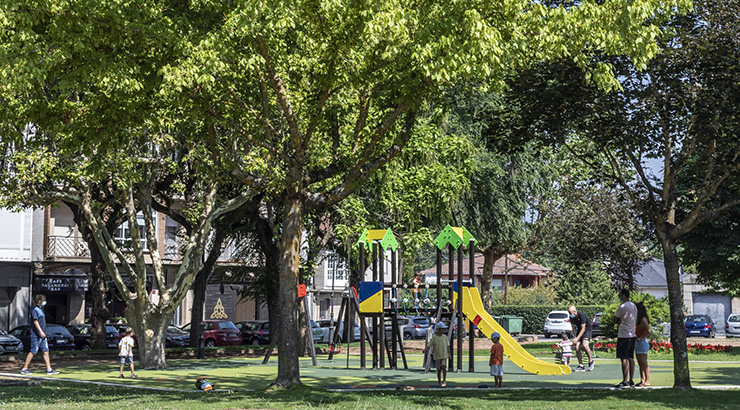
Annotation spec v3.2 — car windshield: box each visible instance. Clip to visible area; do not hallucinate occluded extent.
[549,312,568,319]
[685,315,708,323]
[217,321,238,330]
[106,326,118,333]
[414,318,429,325]
[240,322,259,331]
[167,326,183,333]
[47,325,71,335]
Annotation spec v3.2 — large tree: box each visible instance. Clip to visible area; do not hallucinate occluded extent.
[1,0,692,387]
[491,0,740,389]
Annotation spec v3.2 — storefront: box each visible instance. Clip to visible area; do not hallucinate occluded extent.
[0,264,32,331]
[32,268,87,325]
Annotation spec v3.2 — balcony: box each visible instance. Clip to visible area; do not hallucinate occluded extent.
[47,235,252,263]
[46,236,90,258]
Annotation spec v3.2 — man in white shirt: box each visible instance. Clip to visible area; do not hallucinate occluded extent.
[613,288,637,388]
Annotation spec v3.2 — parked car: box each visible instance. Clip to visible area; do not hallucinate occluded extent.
[165,325,190,348]
[107,323,139,347]
[685,314,716,338]
[591,312,603,338]
[384,316,410,340]
[0,328,23,355]
[405,316,431,339]
[544,310,571,338]
[316,319,361,343]
[67,324,119,350]
[181,320,242,347]
[10,324,75,352]
[384,316,430,340]
[234,320,270,345]
[310,320,323,344]
[726,314,740,338]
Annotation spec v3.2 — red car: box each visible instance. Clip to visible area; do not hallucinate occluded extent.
[181,320,241,347]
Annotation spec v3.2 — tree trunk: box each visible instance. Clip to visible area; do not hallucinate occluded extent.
[659,229,691,390]
[127,308,169,369]
[480,246,506,313]
[297,296,309,356]
[89,245,110,350]
[189,270,205,348]
[273,195,304,387]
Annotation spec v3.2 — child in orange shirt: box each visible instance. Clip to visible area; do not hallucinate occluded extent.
[489,332,504,388]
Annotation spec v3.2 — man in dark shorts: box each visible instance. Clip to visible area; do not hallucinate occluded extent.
[568,305,594,371]
[613,289,637,388]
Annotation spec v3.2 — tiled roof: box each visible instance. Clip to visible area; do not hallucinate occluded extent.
[417,253,552,277]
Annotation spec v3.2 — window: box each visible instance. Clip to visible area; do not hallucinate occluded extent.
[325,252,348,287]
[114,212,156,250]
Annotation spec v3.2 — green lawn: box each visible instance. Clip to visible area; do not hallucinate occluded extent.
[2,348,740,409]
[1,380,740,410]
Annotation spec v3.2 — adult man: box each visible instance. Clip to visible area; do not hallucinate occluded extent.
[20,294,60,375]
[613,288,637,388]
[568,305,594,371]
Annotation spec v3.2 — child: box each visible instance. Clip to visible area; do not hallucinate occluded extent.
[118,327,137,379]
[429,322,449,387]
[489,332,504,388]
[559,332,574,367]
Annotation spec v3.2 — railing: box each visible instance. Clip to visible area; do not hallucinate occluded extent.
[47,236,90,258]
[48,235,251,262]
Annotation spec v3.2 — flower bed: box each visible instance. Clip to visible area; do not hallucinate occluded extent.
[592,340,734,354]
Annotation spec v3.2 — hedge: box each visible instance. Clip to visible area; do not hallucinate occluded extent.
[488,305,606,335]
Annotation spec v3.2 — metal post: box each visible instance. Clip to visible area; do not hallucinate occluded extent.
[504,254,508,305]
[197,267,206,360]
[457,245,463,373]
[378,242,385,370]
[469,238,476,372]
[448,245,454,369]
[359,243,366,369]
[372,242,378,369]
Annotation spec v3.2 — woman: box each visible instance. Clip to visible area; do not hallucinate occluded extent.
[634,302,651,387]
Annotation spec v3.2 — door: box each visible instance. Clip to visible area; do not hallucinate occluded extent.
[692,293,731,336]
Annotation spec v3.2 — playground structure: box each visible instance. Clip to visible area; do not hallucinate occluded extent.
[340,225,570,376]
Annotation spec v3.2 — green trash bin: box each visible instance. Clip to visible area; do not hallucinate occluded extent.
[499,315,523,335]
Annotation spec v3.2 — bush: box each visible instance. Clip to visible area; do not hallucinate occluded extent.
[489,305,605,334]
[601,292,670,339]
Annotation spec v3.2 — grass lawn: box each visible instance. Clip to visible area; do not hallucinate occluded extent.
[2,348,740,410]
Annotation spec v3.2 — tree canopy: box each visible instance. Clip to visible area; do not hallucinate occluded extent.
[1,0,692,387]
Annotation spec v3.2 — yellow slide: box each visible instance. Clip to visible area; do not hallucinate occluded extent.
[456,285,571,376]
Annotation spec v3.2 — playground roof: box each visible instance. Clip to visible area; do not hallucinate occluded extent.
[356,228,399,252]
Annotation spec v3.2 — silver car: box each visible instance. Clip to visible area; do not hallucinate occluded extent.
[544,310,571,338]
[726,314,740,337]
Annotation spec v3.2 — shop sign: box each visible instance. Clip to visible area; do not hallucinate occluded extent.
[34,277,88,293]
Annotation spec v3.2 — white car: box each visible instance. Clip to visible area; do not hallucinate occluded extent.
[544,310,571,338]
[726,314,740,337]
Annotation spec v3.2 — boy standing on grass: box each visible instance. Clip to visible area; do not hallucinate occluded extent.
[429,322,449,387]
[118,327,137,379]
[489,332,504,388]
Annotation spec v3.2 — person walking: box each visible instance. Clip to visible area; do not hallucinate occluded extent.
[429,322,449,387]
[635,302,651,387]
[568,305,594,371]
[20,294,59,376]
[489,332,504,387]
[613,288,637,388]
